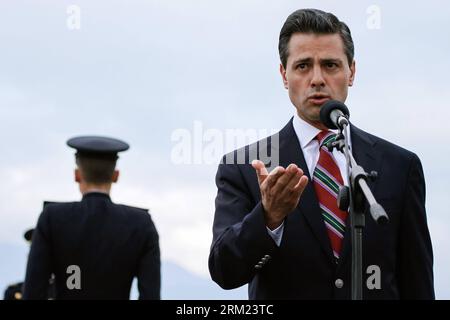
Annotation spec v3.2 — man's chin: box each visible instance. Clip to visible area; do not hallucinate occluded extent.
[296,102,324,119]
[308,105,322,120]
[296,110,321,124]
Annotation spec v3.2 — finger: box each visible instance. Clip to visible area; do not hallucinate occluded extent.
[255,160,269,176]
[264,166,286,189]
[278,168,304,198]
[271,164,298,194]
[251,160,269,185]
[291,168,305,188]
[292,175,309,195]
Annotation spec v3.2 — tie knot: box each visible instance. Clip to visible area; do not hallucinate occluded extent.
[316,130,336,147]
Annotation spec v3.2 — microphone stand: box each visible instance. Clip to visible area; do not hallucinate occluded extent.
[326,120,389,300]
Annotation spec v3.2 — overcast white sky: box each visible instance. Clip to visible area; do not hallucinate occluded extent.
[0,0,449,298]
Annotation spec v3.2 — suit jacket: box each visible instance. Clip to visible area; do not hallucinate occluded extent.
[23,192,160,300]
[209,119,434,299]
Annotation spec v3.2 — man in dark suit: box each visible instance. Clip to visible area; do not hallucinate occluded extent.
[208,9,434,299]
[23,136,160,300]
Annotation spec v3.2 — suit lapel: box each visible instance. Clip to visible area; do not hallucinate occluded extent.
[278,119,335,265]
[337,124,382,269]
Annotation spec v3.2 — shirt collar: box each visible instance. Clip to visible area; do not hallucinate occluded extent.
[292,111,352,149]
[82,190,111,200]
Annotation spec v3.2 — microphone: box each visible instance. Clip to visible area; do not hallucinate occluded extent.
[319,100,350,130]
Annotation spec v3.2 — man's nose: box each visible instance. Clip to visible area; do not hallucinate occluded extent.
[310,66,325,88]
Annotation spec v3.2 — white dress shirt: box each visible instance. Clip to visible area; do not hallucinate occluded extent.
[266,112,352,246]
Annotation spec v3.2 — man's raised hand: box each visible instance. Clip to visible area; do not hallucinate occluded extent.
[252,160,309,230]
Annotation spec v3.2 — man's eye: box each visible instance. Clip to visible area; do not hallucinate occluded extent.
[326,62,338,69]
[297,63,307,70]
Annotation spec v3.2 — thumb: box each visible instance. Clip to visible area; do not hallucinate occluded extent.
[252,160,269,185]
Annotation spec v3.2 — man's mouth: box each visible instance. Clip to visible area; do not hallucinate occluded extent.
[308,94,330,105]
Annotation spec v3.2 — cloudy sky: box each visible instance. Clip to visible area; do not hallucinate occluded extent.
[0,0,449,299]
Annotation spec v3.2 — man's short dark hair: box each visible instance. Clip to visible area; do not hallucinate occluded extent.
[278,9,354,68]
[75,153,117,184]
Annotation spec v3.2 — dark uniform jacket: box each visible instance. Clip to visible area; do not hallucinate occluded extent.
[23,192,160,300]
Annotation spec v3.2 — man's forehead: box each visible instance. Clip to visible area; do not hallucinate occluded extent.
[287,33,346,59]
[289,32,344,46]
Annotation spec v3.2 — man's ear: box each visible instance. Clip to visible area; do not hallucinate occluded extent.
[112,170,119,183]
[280,63,289,89]
[75,168,81,183]
[348,60,356,87]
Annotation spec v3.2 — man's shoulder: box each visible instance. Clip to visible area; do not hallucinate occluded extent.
[114,203,155,226]
[116,205,157,236]
[42,201,79,214]
[42,200,150,217]
[36,202,81,229]
[220,121,290,168]
[115,203,150,216]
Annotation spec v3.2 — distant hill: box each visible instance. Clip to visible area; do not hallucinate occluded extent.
[0,243,247,300]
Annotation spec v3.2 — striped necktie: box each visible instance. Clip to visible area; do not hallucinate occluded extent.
[312,131,348,261]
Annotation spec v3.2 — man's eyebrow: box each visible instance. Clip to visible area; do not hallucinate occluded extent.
[320,58,343,64]
[292,57,344,65]
[292,57,313,64]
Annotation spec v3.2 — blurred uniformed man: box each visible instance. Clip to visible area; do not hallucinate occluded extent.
[23,136,160,300]
[3,229,33,300]
[4,282,23,300]
[4,229,55,300]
